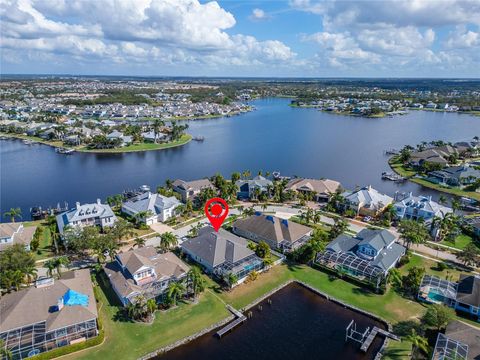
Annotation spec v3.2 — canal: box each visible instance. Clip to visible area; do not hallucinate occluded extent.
[1,98,479,217]
[153,282,386,360]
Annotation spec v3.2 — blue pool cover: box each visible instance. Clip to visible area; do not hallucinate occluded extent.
[63,289,89,307]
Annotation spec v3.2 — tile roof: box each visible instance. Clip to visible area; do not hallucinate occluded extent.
[285,178,341,195]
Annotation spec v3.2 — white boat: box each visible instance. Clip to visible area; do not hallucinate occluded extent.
[139,185,151,192]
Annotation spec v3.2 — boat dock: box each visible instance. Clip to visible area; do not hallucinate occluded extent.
[346,320,400,352]
[216,305,246,338]
[381,171,406,182]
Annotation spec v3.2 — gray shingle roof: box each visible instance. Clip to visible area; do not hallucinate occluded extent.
[0,269,97,333]
[181,227,254,268]
[457,275,480,307]
[326,229,404,273]
[357,228,396,252]
[233,214,312,246]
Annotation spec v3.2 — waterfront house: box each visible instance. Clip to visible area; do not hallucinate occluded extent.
[393,192,452,223]
[343,186,393,217]
[428,164,480,186]
[418,274,480,321]
[285,177,341,202]
[432,333,469,360]
[0,269,98,359]
[0,222,37,251]
[232,213,312,252]
[236,175,273,200]
[104,246,189,306]
[409,145,458,168]
[172,178,215,203]
[440,321,480,360]
[121,191,181,225]
[319,228,406,276]
[56,200,117,235]
[141,131,167,143]
[181,226,263,284]
[455,275,480,321]
[106,130,132,146]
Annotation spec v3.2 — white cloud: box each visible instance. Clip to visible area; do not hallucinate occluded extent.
[1,0,296,72]
[295,0,479,74]
[250,8,267,21]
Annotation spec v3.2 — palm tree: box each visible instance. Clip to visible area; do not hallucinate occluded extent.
[24,264,38,285]
[0,339,12,360]
[167,281,186,306]
[54,256,70,277]
[49,223,60,254]
[134,237,146,248]
[451,198,461,214]
[438,194,447,205]
[405,329,429,357]
[188,266,206,299]
[151,119,165,143]
[44,259,57,277]
[225,272,238,288]
[11,270,24,291]
[159,232,178,252]
[146,298,157,316]
[261,202,268,212]
[4,207,22,222]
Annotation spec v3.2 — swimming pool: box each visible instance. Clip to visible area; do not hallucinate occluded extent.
[428,290,445,303]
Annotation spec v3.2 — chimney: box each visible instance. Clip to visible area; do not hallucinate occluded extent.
[148,191,152,199]
[76,201,81,209]
[97,198,101,205]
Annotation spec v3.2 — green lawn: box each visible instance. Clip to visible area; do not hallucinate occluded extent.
[63,255,479,360]
[389,157,480,201]
[440,234,477,251]
[1,133,192,154]
[23,220,55,261]
[79,134,192,153]
[65,274,229,360]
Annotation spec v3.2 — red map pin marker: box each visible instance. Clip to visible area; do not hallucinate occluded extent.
[205,197,229,232]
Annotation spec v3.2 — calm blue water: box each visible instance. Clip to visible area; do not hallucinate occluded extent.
[1,98,479,218]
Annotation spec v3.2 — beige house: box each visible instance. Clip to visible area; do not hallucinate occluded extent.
[0,270,98,359]
[172,178,215,203]
[232,213,312,252]
[285,177,341,202]
[0,222,37,251]
[105,246,190,306]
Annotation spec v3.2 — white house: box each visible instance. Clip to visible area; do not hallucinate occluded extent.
[121,192,182,225]
[394,192,452,223]
[56,199,117,234]
[106,130,132,146]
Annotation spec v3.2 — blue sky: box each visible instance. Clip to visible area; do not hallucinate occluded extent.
[1,0,479,77]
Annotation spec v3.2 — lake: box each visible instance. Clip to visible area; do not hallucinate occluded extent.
[153,282,386,360]
[1,97,479,218]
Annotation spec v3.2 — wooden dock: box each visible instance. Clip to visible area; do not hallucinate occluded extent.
[360,327,400,352]
[216,305,247,338]
[346,320,400,352]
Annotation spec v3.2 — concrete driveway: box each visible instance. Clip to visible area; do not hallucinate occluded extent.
[149,222,174,235]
